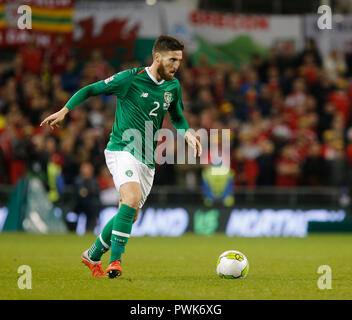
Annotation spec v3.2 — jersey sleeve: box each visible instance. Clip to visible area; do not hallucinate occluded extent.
[168,81,190,136]
[64,69,136,111]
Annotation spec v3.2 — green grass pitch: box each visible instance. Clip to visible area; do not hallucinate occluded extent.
[0,233,351,300]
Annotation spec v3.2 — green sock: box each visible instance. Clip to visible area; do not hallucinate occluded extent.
[109,204,136,263]
[88,216,113,261]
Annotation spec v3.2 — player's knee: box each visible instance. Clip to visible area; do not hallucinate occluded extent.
[122,193,141,209]
[120,182,142,209]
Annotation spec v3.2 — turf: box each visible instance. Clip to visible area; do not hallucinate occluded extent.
[0,233,351,300]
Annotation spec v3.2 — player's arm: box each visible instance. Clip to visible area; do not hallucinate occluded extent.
[40,82,105,129]
[40,70,135,130]
[169,84,202,157]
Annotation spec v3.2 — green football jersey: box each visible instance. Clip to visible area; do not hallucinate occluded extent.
[64,67,189,168]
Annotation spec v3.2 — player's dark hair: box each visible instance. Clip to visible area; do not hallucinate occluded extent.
[152,35,184,55]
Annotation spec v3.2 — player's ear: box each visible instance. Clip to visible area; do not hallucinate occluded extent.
[154,52,161,64]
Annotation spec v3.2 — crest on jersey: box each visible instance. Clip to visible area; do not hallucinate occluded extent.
[125,170,133,177]
[164,92,172,104]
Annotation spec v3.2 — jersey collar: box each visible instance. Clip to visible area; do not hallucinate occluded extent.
[146,67,165,85]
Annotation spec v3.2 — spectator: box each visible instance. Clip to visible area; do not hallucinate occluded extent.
[47,35,71,75]
[299,53,320,86]
[328,78,350,126]
[275,145,300,187]
[19,36,43,74]
[88,49,110,80]
[231,149,259,187]
[74,162,100,232]
[60,136,78,186]
[257,84,272,117]
[318,102,335,140]
[323,49,347,83]
[285,78,307,108]
[298,38,322,67]
[224,72,247,121]
[301,142,325,186]
[61,58,81,93]
[256,140,276,186]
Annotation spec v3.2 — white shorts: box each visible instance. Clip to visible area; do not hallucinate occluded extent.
[104,149,155,208]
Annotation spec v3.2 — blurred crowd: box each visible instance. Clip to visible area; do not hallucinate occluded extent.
[1,36,352,203]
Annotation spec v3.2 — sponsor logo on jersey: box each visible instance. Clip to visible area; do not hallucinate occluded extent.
[140,92,149,98]
[104,75,114,84]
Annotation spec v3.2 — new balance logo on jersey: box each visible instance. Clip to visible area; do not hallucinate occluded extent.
[140,92,149,98]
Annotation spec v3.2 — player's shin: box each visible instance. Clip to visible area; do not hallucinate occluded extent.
[87,216,113,261]
[109,204,137,263]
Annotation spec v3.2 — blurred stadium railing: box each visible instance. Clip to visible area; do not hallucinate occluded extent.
[0,183,347,208]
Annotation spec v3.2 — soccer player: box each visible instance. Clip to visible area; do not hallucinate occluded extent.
[40,35,202,278]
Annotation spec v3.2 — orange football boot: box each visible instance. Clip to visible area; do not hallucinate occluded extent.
[106,260,122,278]
[81,250,106,278]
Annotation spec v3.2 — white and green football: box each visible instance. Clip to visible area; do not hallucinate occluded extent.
[216,250,249,279]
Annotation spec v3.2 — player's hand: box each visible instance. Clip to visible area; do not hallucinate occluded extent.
[185,131,202,158]
[40,107,69,130]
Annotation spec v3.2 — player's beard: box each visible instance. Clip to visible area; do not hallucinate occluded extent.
[157,62,175,81]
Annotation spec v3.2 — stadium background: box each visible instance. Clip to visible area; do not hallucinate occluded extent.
[1,0,352,238]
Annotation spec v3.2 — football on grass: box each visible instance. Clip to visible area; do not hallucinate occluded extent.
[216,250,249,279]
